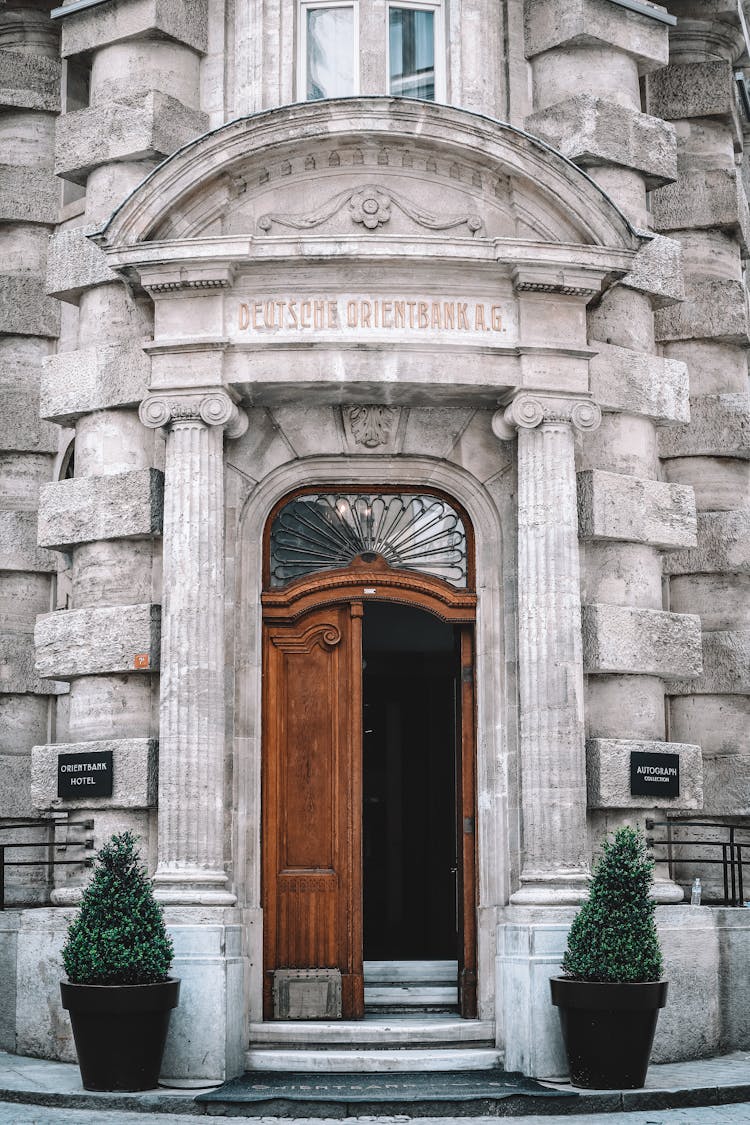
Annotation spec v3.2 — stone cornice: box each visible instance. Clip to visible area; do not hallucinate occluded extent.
[139,389,248,439]
[492,391,602,439]
[139,265,235,297]
[98,233,637,283]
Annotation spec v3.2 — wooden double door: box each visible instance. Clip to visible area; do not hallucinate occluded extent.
[261,570,477,1020]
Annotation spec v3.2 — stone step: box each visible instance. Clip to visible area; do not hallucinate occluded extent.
[245,1047,502,1073]
[248,1017,495,1048]
[363,959,458,984]
[365,985,458,1007]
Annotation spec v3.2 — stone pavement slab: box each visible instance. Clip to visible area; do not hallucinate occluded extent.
[0,1050,748,1119]
[2,1103,750,1123]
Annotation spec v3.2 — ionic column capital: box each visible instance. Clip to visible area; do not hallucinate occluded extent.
[139,390,249,439]
[492,392,601,441]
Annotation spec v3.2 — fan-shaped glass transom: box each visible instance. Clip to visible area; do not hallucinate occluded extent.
[269,492,468,588]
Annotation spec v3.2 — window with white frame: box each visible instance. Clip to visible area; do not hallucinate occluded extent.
[387,2,442,101]
[298,0,443,102]
[299,1,359,100]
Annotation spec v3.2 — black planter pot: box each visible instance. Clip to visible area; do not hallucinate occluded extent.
[60,978,180,1091]
[550,977,668,1090]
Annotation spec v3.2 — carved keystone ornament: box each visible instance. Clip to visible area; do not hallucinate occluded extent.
[347,405,398,447]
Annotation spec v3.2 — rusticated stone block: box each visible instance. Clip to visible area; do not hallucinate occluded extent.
[40,341,150,424]
[582,603,702,679]
[671,694,750,759]
[0,49,61,113]
[525,95,677,187]
[31,738,158,810]
[658,394,750,460]
[664,457,750,514]
[0,165,58,226]
[586,738,703,810]
[0,635,67,696]
[655,280,749,345]
[588,343,689,423]
[0,694,48,754]
[35,604,161,679]
[578,469,696,549]
[38,469,164,549]
[669,631,750,696]
[0,360,59,453]
[55,92,208,185]
[663,511,750,576]
[46,228,113,303]
[646,59,736,122]
[651,169,750,255]
[621,232,684,308]
[0,453,53,510]
[0,754,33,818]
[61,0,208,58]
[670,572,750,631]
[0,277,60,339]
[0,513,56,573]
[701,755,750,817]
[523,0,669,71]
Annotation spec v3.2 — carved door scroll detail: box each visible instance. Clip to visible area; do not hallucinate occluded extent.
[269,622,343,653]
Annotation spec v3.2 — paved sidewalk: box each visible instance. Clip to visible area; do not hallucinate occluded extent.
[5,1104,750,1125]
[0,1049,748,1118]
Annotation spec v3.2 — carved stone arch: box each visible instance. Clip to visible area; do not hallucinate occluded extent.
[94,98,639,256]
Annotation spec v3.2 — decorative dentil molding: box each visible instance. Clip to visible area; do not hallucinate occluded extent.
[139,390,249,439]
[139,266,235,296]
[492,392,602,440]
[258,183,483,236]
[347,405,398,448]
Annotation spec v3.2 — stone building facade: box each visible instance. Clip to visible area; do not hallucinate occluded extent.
[1,0,749,1087]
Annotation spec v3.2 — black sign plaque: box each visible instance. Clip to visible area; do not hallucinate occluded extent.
[57,751,113,799]
[630,751,680,798]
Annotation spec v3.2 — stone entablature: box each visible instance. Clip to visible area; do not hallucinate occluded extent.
[91,100,641,405]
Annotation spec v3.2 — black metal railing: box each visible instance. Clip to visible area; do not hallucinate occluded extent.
[646,818,750,906]
[0,819,94,909]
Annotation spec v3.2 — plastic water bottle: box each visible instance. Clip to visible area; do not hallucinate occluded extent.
[690,877,702,906]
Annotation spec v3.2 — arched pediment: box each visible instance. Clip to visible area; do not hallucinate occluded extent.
[97,98,638,254]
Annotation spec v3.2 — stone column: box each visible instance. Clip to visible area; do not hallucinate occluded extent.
[494,391,601,905]
[140,389,247,905]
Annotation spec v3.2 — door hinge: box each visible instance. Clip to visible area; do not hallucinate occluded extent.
[461,666,473,683]
[463,816,475,835]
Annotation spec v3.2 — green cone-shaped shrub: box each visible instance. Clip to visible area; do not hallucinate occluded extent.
[561,826,663,984]
[62,832,173,985]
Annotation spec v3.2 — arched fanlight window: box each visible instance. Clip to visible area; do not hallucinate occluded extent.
[269,492,468,588]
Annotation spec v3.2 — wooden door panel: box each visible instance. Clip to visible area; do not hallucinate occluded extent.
[263,603,364,1018]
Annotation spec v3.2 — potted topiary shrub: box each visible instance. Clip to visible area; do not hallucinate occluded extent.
[550,825,668,1089]
[60,831,179,1091]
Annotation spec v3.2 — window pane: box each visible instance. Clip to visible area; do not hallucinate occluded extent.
[306,6,355,100]
[389,7,435,100]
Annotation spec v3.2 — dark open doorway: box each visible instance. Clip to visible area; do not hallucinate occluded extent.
[362,602,459,961]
